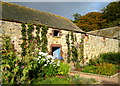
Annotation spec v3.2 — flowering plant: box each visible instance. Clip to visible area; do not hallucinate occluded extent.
[34,52,61,76]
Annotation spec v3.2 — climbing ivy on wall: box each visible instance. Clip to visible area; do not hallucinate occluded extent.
[21,24,48,56]
[66,32,71,63]
[71,31,79,68]
[36,25,41,50]
[27,24,35,56]
[41,26,48,53]
[79,35,84,64]
[21,23,27,57]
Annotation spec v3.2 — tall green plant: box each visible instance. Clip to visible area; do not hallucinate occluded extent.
[71,31,79,68]
[21,23,27,57]
[36,25,41,50]
[41,26,48,53]
[2,35,21,84]
[27,24,35,55]
[66,32,71,63]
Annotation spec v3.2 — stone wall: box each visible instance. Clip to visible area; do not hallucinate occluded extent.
[1,20,119,64]
[0,20,82,62]
[83,34,119,63]
[0,20,22,52]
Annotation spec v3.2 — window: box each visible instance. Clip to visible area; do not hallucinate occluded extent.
[53,30,60,36]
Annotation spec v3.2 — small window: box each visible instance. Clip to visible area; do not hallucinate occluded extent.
[53,30,60,36]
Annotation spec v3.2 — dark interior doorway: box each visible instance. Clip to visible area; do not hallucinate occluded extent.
[52,47,61,59]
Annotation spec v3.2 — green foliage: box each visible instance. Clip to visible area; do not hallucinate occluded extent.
[72,76,96,84]
[88,52,120,66]
[41,26,48,53]
[82,63,116,76]
[34,77,70,84]
[21,23,27,56]
[102,1,120,27]
[81,65,97,74]
[57,62,70,75]
[66,33,71,63]
[32,75,97,84]
[71,31,79,68]
[27,24,35,55]
[36,25,41,49]
[88,58,104,66]
[2,35,21,84]
[95,63,116,76]
[98,52,120,64]
[72,13,81,23]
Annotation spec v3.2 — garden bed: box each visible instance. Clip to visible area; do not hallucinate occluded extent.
[73,64,120,77]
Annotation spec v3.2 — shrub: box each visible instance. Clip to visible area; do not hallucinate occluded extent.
[1,35,26,84]
[57,62,70,75]
[98,52,120,64]
[81,65,97,74]
[95,63,116,76]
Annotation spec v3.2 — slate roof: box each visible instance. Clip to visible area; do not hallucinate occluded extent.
[1,2,83,32]
[87,26,120,40]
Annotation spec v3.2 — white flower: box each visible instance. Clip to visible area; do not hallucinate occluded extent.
[47,55,53,59]
[47,60,50,63]
[37,58,39,60]
[53,65,55,66]
[58,61,60,64]
[38,56,41,59]
[39,52,44,55]
[38,61,40,63]
[49,62,53,64]
[39,52,48,56]
[44,64,47,66]
[42,53,48,56]
[52,56,56,59]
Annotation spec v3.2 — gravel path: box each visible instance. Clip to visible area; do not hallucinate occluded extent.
[69,71,120,85]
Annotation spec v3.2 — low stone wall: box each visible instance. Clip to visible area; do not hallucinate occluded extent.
[83,34,119,63]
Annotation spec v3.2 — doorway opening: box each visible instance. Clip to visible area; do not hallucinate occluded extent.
[52,47,62,60]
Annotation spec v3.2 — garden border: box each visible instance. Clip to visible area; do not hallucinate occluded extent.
[70,71,120,78]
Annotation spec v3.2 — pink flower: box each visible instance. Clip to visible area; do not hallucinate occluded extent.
[21,66,24,69]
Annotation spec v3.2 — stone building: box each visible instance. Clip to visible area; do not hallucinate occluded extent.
[1,2,120,64]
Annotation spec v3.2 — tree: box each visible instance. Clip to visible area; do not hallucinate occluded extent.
[72,13,81,23]
[102,1,120,27]
[76,12,107,32]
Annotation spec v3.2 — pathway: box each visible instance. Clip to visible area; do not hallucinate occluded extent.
[69,71,120,85]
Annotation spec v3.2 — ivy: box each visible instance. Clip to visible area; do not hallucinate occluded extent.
[41,26,48,53]
[79,35,84,64]
[21,24,48,56]
[27,24,35,55]
[36,25,41,50]
[21,23,27,57]
[71,31,79,68]
[66,32,71,63]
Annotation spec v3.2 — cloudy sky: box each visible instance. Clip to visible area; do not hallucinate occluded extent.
[2,0,118,20]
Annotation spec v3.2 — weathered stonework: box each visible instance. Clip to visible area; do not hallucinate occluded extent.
[0,20,22,52]
[84,34,119,63]
[1,20,119,64]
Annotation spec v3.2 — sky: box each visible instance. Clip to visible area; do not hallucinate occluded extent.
[2,0,118,20]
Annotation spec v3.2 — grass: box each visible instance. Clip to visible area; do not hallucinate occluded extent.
[32,75,97,84]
